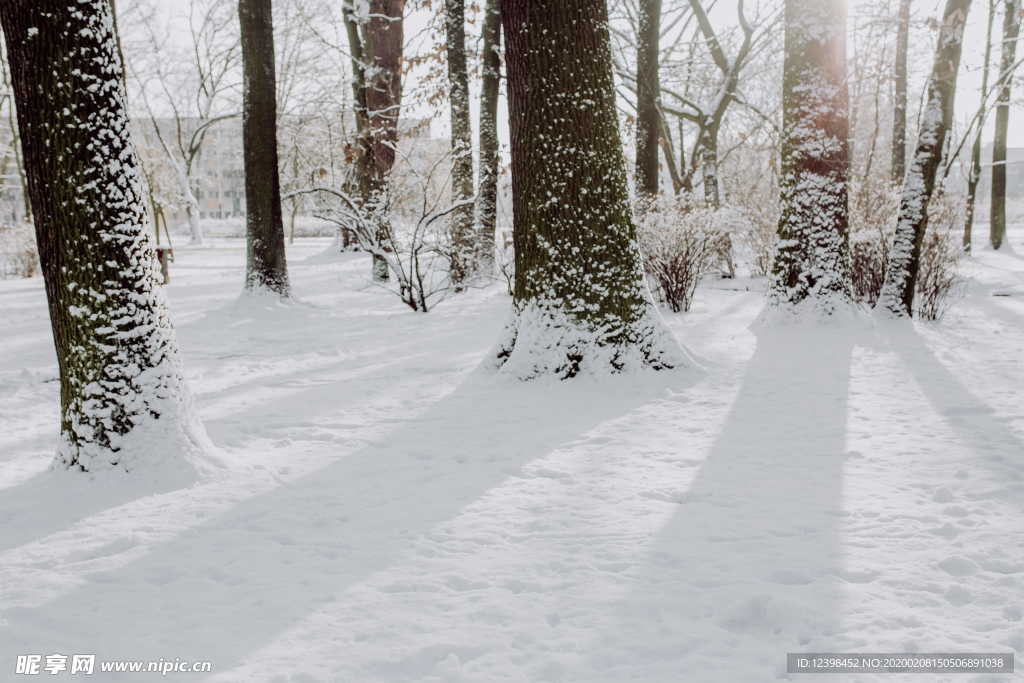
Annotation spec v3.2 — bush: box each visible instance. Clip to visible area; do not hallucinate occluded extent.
[914,195,964,321]
[721,153,780,278]
[637,200,721,313]
[848,182,963,320]
[0,221,38,279]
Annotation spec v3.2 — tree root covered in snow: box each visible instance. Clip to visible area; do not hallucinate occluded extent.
[493,302,694,380]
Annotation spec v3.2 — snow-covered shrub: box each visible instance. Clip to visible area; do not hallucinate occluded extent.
[741,206,779,278]
[708,206,756,278]
[915,226,962,320]
[0,221,38,279]
[723,168,780,278]
[850,227,889,306]
[914,193,964,321]
[305,148,469,312]
[637,202,721,313]
[849,182,962,319]
[849,177,900,305]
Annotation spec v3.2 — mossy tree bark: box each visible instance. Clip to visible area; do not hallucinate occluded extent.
[445,0,475,287]
[240,0,290,296]
[878,0,970,317]
[476,0,501,273]
[498,0,684,379]
[0,0,200,471]
[635,0,662,200]
[768,0,853,315]
[990,0,1021,250]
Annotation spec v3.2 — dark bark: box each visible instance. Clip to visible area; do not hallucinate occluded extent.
[0,0,196,470]
[342,2,370,196]
[990,0,1021,250]
[964,0,996,251]
[891,0,912,183]
[635,0,662,198]
[240,0,290,296]
[476,0,501,271]
[445,0,475,286]
[769,0,852,313]
[878,0,971,316]
[498,0,682,378]
[342,0,405,279]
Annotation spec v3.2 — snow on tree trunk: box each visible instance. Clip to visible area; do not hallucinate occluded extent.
[184,179,204,246]
[0,0,207,472]
[990,0,1020,250]
[878,0,970,317]
[445,0,475,287]
[364,0,404,282]
[342,0,405,281]
[964,0,996,252]
[476,0,501,273]
[768,0,853,316]
[635,0,662,200]
[239,0,290,296]
[891,0,912,184]
[699,130,720,208]
[497,0,688,379]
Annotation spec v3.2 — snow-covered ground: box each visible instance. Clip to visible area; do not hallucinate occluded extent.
[1,230,1022,682]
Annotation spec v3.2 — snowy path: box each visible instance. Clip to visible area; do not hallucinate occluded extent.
[0,237,1022,682]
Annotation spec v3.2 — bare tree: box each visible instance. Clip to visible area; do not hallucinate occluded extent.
[964,0,997,251]
[125,0,241,245]
[683,0,758,208]
[891,0,912,183]
[342,0,406,280]
[878,0,971,316]
[239,0,290,295]
[476,0,501,272]
[0,39,30,224]
[990,0,1021,250]
[635,0,662,199]
[445,0,475,287]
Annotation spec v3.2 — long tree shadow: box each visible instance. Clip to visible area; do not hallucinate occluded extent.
[579,325,855,681]
[0,466,199,555]
[884,323,1024,508]
[0,369,697,680]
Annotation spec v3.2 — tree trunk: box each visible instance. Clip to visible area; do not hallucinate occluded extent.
[990,0,1021,250]
[635,0,662,199]
[342,0,405,280]
[0,0,203,472]
[964,0,996,251]
[476,0,501,273]
[498,0,685,379]
[184,179,204,245]
[239,0,290,296]
[878,0,971,316]
[445,0,475,287]
[891,0,912,183]
[768,0,852,315]
[699,126,720,208]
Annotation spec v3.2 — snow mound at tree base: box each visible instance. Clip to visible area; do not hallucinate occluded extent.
[492,303,702,380]
[755,294,867,328]
[53,387,225,484]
